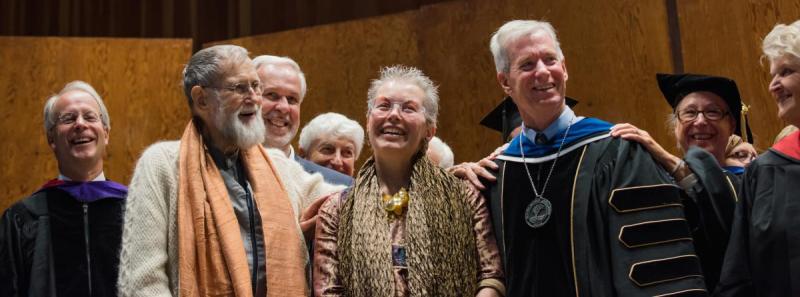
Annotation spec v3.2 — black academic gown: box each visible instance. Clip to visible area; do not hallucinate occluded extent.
[487,132,708,297]
[0,188,126,297]
[715,147,800,297]
[681,147,739,290]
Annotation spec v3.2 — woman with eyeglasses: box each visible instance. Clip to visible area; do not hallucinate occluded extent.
[610,73,750,291]
[312,65,504,297]
[715,20,800,297]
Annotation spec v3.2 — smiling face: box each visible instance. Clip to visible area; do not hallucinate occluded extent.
[674,91,735,162]
[306,136,357,176]
[206,61,265,150]
[497,31,568,128]
[49,90,109,175]
[367,80,435,163]
[258,64,303,151]
[769,55,800,127]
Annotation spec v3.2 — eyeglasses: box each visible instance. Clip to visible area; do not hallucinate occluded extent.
[728,150,757,163]
[56,111,101,126]
[675,109,729,123]
[370,99,426,117]
[204,81,263,96]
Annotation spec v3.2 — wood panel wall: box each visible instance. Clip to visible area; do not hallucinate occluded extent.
[677,0,800,148]
[209,0,677,165]
[209,0,793,166]
[0,37,192,212]
[1,0,794,211]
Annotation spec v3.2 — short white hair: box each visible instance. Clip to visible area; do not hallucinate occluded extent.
[490,20,564,73]
[298,112,365,158]
[43,81,110,136]
[763,20,800,62]
[252,55,308,100]
[366,65,439,126]
[428,136,454,168]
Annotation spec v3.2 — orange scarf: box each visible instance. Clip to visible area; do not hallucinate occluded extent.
[177,120,307,297]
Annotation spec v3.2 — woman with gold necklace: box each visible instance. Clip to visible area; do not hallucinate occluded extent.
[312,65,504,297]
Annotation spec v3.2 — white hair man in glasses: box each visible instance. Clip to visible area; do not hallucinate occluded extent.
[117,45,342,297]
[253,55,352,186]
[0,81,127,297]
[452,20,706,296]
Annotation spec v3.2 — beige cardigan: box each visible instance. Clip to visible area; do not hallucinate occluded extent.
[117,141,344,297]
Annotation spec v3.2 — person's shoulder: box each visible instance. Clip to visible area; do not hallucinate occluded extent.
[757,149,800,166]
[2,191,49,220]
[135,141,180,164]
[292,155,353,186]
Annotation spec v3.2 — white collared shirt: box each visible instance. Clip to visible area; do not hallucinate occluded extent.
[521,106,584,144]
[59,171,106,182]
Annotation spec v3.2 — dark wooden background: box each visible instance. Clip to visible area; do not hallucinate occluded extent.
[1,0,798,211]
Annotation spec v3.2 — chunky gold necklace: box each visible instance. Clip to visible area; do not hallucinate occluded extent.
[382,187,410,216]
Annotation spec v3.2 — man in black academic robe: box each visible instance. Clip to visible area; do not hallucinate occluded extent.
[1,180,127,297]
[0,81,127,297]
[476,20,708,296]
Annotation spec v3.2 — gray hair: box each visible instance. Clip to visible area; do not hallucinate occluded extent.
[366,65,439,126]
[252,55,308,100]
[182,45,251,108]
[490,20,564,73]
[428,136,454,168]
[298,112,365,158]
[763,20,800,62]
[43,80,110,136]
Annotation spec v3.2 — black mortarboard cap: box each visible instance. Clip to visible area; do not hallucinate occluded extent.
[656,73,753,143]
[480,96,578,141]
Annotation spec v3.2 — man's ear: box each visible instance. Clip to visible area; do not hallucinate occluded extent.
[47,132,56,151]
[191,85,210,110]
[562,58,568,82]
[102,126,110,146]
[497,72,512,96]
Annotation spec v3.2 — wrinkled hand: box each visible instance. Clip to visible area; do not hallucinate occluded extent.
[448,158,499,190]
[475,287,501,297]
[611,123,680,171]
[300,195,331,240]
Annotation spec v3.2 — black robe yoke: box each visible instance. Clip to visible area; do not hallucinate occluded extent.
[0,188,125,297]
[715,149,800,297]
[487,135,708,297]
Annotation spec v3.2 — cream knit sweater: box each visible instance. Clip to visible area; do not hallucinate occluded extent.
[116,141,344,297]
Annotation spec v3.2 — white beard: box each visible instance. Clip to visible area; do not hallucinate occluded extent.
[215,104,266,150]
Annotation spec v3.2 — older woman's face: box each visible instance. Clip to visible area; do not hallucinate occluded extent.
[769,55,800,127]
[307,136,357,176]
[367,81,434,162]
[674,91,734,162]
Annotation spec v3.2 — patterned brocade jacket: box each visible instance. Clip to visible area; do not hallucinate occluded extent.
[312,186,505,297]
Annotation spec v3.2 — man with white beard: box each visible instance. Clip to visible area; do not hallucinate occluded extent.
[117,45,343,297]
[253,55,352,186]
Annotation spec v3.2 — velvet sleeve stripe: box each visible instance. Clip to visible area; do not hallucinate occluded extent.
[618,219,693,248]
[608,184,682,213]
[628,255,703,287]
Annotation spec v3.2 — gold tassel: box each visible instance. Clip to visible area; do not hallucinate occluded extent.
[740,103,750,143]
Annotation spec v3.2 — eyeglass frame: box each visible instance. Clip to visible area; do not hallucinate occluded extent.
[674,108,730,123]
[202,80,263,97]
[55,111,102,126]
[370,98,427,117]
